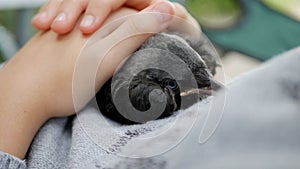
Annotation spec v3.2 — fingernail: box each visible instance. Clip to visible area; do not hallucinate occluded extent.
[151,2,173,23]
[55,13,67,22]
[80,15,95,27]
[33,12,48,20]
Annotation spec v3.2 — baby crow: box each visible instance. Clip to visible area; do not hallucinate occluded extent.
[96,33,221,124]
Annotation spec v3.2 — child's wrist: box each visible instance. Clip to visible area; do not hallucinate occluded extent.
[0,107,48,159]
[0,58,50,159]
[0,89,49,159]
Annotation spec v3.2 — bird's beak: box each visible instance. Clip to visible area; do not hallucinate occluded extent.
[180,88,212,97]
[180,78,224,97]
[210,78,224,90]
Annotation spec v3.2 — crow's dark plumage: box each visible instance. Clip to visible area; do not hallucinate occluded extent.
[96,33,221,124]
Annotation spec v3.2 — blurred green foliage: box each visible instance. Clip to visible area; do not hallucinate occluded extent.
[187,0,240,16]
[0,50,4,63]
[0,52,4,63]
[0,55,3,63]
[0,10,17,62]
[0,9,38,63]
[186,0,241,28]
[0,10,17,33]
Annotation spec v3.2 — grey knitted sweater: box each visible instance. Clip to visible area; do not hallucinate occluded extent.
[1,46,300,169]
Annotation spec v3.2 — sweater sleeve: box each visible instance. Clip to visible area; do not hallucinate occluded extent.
[0,151,26,169]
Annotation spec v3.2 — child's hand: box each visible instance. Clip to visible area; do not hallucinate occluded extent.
[0,2,179,159]
[32,0,163,34]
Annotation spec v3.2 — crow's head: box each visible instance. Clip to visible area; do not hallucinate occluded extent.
[96,33,222,124]
[128,68,181,119]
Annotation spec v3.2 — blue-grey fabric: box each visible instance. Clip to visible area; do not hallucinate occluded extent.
[0,152,26,169]
[0,47,300,169]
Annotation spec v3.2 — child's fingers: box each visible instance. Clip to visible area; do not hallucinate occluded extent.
[32,0,165,34]
[51,0,88,34]
[31,0,63,30]
[79,0,126,34]
[79,0,163,34]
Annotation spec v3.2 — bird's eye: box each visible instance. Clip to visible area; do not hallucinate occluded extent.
[164,79,178,89]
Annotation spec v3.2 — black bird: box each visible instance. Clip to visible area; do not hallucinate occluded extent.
[96,33,222,124]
